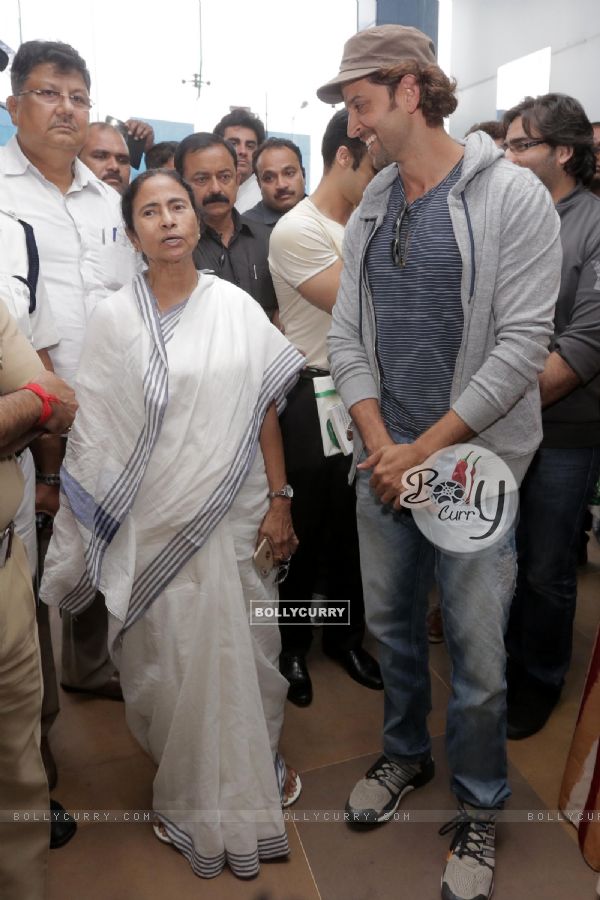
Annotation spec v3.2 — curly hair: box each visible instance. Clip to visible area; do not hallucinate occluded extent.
[504,94,595,186]
[369,61,457,127]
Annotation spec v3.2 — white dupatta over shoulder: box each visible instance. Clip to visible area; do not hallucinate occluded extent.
[41,272,305,878]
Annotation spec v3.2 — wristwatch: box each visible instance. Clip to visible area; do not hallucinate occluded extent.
[269,484,294,500]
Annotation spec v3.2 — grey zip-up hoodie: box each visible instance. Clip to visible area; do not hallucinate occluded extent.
[328,132,562,484]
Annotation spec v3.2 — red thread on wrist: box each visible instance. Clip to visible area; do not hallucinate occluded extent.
[19,382,60,427]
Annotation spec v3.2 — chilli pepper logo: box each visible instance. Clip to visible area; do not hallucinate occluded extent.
[399,443,519,556]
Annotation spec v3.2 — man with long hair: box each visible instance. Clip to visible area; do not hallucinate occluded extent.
[319,25,562,900]
[504,93,600,739]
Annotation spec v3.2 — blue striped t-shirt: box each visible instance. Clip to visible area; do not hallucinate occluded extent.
[367,161,464,438]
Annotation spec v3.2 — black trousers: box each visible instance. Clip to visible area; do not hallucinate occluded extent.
[278,375,365,655]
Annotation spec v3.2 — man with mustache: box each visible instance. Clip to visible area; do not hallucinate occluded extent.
[175,132,278,320]
[0,40,137,774]
[245,137,307,228]
[78,122,131,194]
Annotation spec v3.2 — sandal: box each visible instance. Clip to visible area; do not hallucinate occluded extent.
[275,751,302,808]
[282,768,302,808]
[152,820,173,845]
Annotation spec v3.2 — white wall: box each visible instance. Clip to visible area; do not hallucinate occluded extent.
[449,0,600,136]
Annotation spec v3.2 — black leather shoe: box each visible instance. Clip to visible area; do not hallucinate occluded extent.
[507,675,561,740]
[279,653,313,707]
[41,736,57,791]
[50,800,77,849]
[325,647,384,691]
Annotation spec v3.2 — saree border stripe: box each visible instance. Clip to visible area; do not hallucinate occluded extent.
[123,342,302,630]
[156,814,288,878]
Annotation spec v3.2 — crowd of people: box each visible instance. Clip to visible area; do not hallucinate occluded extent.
[0,22,599,900]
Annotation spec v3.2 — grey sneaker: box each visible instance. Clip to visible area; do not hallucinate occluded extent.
[346,754,435,824]
[439,807,496,900]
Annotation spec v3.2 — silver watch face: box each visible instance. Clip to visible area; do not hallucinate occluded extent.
[272,484,293,499]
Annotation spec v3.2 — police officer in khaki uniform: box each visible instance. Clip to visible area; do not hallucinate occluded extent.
[0,298,76,899]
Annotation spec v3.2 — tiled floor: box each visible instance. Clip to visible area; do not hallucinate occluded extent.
[46,541,600,900]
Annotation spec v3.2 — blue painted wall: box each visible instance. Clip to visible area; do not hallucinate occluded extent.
[0,104,15,144]
[377,0,439,48]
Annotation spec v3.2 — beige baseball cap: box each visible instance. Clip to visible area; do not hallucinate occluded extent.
[317,24,436,105]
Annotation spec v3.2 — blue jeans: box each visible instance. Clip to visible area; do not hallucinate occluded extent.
[356,450,516,810]
[507,446,600,688]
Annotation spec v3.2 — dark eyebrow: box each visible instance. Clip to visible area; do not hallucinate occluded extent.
[138,196,189,212]
[138,201,160,213]
[344,92,362,108]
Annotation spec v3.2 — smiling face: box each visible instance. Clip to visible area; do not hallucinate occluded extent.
[127,174,199,266]
[79,125,130,193]
[342,76,405,169]
[7,62,91,159]
[255,146,305,213]
[222,125,258,184]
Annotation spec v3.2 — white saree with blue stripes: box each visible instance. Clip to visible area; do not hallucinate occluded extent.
[41,271,304,878]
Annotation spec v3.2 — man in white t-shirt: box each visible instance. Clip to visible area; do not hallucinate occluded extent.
[268,110,381,706]
[0,40,138,715]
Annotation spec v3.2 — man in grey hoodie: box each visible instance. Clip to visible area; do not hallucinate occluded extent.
[317,25,562,900]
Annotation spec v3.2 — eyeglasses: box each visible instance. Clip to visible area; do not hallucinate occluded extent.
[502,138,546,154]
[391,202,411,268]
[15,88,93,110]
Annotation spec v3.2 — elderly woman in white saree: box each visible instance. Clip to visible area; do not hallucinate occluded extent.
[41,170,305,879]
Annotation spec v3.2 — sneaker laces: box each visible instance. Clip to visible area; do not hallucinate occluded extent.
[439,810,496,871]
[366,756,422,796]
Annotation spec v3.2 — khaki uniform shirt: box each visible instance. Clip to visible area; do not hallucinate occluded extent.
[0,299,43,529]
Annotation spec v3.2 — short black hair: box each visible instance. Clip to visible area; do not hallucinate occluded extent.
[213,108,265,146]
[504,93,595,186]
[321,109,366,171]
[121,168,196,233]
[253,137,304,177]
[11,40,91,94]
[174,132,237,175]
[87,122,128,142]
[145,141,180,170]
[465,120,506,141]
